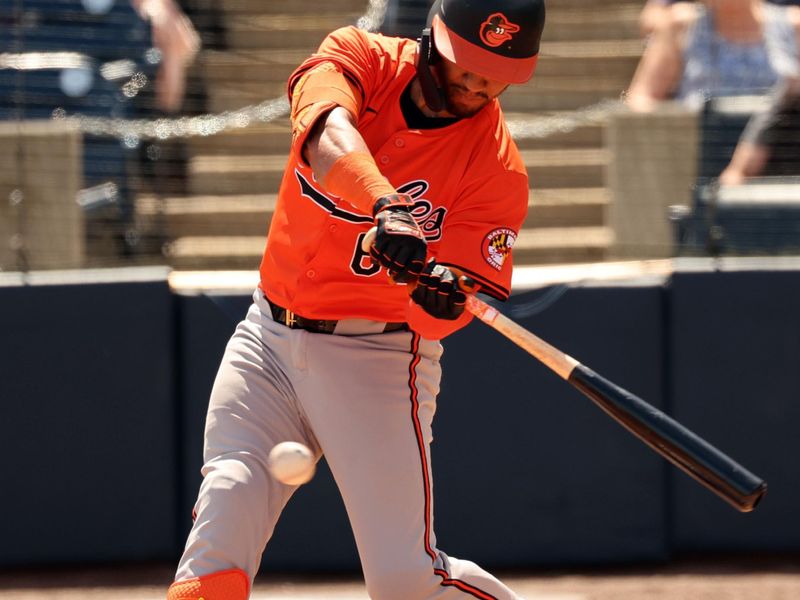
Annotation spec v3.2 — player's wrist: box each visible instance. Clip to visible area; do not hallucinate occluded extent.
[372,193,415,217]
[410,261,468,320]
[322,151,397,215]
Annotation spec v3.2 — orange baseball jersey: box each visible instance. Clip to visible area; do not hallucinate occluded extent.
[258,26,529,339]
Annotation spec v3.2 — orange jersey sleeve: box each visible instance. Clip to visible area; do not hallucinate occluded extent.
[406,166,529,340]
[287,26,405,165]
[289,62,362,165]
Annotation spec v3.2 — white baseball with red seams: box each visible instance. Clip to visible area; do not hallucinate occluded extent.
[268,441,316,485]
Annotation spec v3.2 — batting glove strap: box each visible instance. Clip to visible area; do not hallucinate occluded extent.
[371,201,427,284]
[372,193,415,216]
[410,261,467,320]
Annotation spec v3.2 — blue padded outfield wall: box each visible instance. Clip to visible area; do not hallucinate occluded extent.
[669,269,800,553]
[0,272,178,565]
[0,261,798,570]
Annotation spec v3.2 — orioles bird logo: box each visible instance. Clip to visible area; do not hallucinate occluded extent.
[479,13,521,48]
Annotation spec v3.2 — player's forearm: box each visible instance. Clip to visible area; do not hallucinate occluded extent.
[304,107,372,183]
[719,142,770,186]
[304,106,405,219]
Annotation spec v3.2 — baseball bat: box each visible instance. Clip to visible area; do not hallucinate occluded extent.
[363,228,767,512]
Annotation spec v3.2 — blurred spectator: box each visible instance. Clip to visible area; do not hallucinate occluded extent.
[626,0,800,112]
[130,0,204,211]
[641,0,800,40]
[0,0,200,260]
[131,0,200,113]
[639,0,690,39]
[719,76,800,183]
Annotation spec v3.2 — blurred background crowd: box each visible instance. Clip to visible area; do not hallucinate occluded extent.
[1,0,799,272]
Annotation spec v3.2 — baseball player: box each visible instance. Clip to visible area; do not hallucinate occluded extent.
[167,0,545,598]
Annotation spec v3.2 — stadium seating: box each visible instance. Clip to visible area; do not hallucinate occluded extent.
[672,96,800,256]
[150,0,642,269]
[0,0,155,260]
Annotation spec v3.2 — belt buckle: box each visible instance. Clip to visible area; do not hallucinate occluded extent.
[284,309,297,328]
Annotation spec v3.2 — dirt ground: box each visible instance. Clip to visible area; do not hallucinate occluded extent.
[0,556,798,599]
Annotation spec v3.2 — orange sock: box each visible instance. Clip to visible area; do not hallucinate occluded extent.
[167,568,249,600]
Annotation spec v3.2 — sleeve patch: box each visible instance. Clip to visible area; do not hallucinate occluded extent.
[482,227,517,271]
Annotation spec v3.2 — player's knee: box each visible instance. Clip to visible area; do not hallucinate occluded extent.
[167,568,249,600]
[199,457,269,512]
[365,565,439,600]
[203,455,265,488]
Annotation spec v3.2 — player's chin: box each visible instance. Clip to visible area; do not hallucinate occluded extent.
[444,92,491,118]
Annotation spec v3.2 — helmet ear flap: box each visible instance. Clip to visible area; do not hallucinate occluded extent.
[423,27,440,65]
[417,27,445,113]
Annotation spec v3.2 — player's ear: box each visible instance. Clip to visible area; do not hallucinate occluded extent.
[422,26,440,66]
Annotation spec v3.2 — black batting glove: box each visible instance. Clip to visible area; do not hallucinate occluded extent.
[371,194,427,284]
[410,261,469,320]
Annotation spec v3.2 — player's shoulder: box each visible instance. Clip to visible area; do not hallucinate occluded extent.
[785,4,800,33]
[645,1,695,40]
[474,105,526,176]
[324,26,417,64]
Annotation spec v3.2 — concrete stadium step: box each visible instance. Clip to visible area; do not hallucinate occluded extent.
[520,148,608,189]
[543,3,642,41]
[189,154,287,195]
[185,123,292,157]
[199,41,641,85]
[542,39,643,58]
[547,0,634,7]
[502,86,628,112]
[224,13,362,50]
[137,194,277,238]
[218,0,368,15]
[526,188,608,228]
[192,50,299,87]
[165,236,266,270]
[188,148,607,195]
[205,82,287,113]
[512,226,613,265]
[506,112,605,150]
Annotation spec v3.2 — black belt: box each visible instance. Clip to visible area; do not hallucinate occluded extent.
[265,296,408,335]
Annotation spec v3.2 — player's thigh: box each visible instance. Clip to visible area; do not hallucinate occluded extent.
[297,332,442,570]
[204,304,320,466]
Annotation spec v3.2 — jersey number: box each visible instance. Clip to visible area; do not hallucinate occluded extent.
[351,231,381,277]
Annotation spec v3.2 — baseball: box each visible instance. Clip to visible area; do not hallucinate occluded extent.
[268,441,316,485]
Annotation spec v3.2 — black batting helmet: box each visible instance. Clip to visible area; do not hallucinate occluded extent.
[426,0,546,84]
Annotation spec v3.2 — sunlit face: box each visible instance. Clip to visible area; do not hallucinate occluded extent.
[433,56,510,118]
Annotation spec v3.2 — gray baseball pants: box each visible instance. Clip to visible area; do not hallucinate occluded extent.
[175,291,521,600]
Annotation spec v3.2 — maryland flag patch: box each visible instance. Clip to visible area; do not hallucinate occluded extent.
[482,227,517,271]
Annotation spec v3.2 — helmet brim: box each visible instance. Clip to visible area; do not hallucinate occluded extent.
[432,13,538,85]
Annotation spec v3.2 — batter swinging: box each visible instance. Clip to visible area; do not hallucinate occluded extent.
[168,0,546,598]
